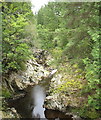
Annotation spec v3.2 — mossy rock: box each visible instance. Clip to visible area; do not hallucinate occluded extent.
[77,107,100,119]
[86,109,100,119]
[2,87,12,98]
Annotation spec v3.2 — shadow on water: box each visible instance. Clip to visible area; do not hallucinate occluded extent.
[7,85,73,120]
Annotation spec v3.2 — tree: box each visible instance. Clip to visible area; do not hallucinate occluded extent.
[36,2,100,119]
[2,2,35,74]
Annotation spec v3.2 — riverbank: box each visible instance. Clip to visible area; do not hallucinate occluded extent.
[1,49,101,119]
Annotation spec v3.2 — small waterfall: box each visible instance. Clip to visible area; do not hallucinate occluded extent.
[32,85,46,118]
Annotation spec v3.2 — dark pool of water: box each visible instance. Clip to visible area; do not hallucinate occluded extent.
[7,85,73,119]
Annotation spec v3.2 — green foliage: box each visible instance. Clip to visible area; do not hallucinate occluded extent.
[71,106,100,119]
[37,2,99,66]
[2,1,100,119]
[2,87,11,98]
[83,28,100,110]
[51,47,63,64]
[37,25,54,49]
[36,2,100,119]
[2,2,35,74]
[52,62,83,94]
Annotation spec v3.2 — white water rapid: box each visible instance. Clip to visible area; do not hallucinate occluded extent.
[32,85,46,119]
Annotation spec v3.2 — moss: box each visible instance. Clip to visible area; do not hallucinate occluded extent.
[87,110,100,119]
[2,87,12,98]
[73,64,78,68]
[79,108,100,119]
[71,107,100,119]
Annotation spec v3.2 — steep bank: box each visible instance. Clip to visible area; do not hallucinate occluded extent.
[1,49,100,119]
[1,49,57,118]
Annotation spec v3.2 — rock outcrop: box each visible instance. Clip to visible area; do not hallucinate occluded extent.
[1,49,87,120]
[2,49,58,93]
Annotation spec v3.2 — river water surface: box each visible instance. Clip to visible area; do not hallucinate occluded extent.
[7,85,73,119]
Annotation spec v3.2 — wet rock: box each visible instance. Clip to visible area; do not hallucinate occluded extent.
[1,107,20,118]
[72,115,83,120]
[10,107,20,118]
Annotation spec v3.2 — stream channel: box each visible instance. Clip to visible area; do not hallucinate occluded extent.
[7,84,73,119]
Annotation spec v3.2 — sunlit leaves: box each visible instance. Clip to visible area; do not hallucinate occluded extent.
[2,2,33,73]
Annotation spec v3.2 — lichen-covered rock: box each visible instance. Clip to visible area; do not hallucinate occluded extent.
[8,58,50,91]
[45,65,86,112]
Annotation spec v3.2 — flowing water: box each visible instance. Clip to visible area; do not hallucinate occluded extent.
[31,85,46,118]
[7,85,73,119]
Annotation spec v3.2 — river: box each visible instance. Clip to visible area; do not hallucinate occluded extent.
[7,85,73,119]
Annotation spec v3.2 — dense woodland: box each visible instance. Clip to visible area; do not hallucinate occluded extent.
[1,1,100,119]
